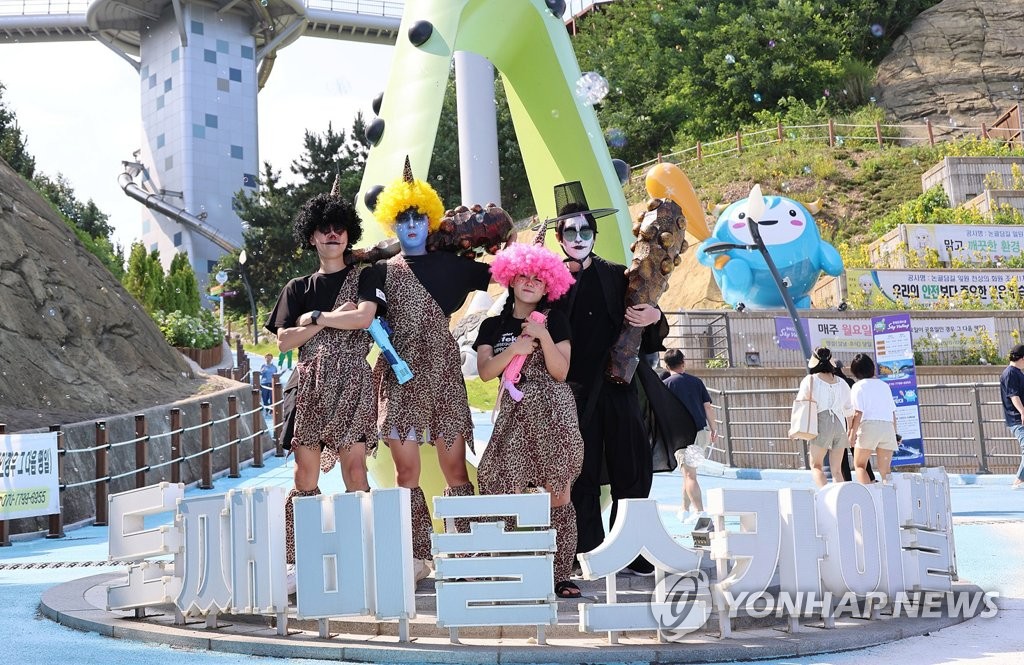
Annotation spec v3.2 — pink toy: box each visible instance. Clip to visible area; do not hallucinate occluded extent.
[500,310,547,403]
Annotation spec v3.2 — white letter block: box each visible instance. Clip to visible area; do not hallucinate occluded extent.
[777,488,825,597]
[107,561,182,611]
[294,491,374,619]
[227,487,287,615]
[108,482,184,561]
[867,483,905,597]
[892,473,929,528]
[175,494,232,616]
[579,498,703,635]
[816,483,881,596]
[901,528,953,592]
[433,494,556,628]
[371,488,415,621]
[708,489,780,609]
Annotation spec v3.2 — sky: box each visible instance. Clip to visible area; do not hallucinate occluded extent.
[0,2,595,254]
[0,36,395,251]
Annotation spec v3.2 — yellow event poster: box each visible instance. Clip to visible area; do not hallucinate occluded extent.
[0,431,59,520]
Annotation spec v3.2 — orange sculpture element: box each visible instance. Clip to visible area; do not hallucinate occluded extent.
[645,162,710,241]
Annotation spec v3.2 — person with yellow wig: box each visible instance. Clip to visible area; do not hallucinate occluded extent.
[372,158,503,580]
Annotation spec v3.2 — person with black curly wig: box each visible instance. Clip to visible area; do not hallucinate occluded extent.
[265,192,387,593]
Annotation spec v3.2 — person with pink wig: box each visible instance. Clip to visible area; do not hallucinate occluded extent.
[474,243,585,599]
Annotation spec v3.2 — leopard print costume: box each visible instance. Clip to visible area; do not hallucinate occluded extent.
[291,264,378,470]
[478,335,584,498]
[477,323,584,583]
[374,255,475,450]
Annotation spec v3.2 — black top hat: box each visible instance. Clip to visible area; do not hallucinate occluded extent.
[543,181,618,225]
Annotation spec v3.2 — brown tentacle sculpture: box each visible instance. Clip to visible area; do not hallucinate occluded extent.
[607,198,689,384]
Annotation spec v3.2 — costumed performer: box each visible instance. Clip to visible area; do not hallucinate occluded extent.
[265,193,385,591]
[372,158,500,580]
[474,242,584,599]
[546,181,669,575]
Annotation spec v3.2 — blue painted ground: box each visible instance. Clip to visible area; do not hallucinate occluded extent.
[2,399,1023,663]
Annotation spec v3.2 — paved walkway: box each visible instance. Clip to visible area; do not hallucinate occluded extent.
[3,377,1024,663]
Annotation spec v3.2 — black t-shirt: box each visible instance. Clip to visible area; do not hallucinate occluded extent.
[663,372,712,430]
[474,310,571,356]
[378,252,490,316]
[564,265,619,384]
[264,266,386,334]
[1000,364,1024,427]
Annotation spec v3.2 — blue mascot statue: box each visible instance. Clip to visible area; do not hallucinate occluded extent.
[697,186,844,310]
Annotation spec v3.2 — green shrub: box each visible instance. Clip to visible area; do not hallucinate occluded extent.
[154,309,224,350]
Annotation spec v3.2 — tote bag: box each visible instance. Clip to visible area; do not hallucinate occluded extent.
[788,388,818,440]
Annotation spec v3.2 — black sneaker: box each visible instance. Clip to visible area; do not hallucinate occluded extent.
[624,556,655,576]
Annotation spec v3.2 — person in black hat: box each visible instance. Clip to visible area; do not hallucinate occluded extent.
[545,181,668,575]
[999,343,1024,490]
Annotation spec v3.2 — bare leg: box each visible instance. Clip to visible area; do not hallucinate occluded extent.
[828,447,847,484]
[338,441,370,492]
[875,448,893,483]
[683,465,704,510]
[436,435,471,488]
[854,447,874,485]
[388,438,432,560]
[809,445,828,488]
[286,444,323,564]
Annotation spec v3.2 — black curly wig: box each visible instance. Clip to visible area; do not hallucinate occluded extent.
[292,193,363,249]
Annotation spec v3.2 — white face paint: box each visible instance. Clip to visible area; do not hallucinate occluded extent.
[559,215,595,262]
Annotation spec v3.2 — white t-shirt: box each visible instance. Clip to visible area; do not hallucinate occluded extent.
[797,373,853,421]
[850,377,897,422]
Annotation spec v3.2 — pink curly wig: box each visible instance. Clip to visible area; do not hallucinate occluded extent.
[490,243,575,301]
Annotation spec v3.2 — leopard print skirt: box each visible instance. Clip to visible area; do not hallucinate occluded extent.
[292,266,378,465]
[478,349,584,498]
[375,255,475,450]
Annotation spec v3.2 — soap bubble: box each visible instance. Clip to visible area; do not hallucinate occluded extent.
[724,54,736,64]
[870,24,884,38]
[574,72,609,105]
[752,93,762,103]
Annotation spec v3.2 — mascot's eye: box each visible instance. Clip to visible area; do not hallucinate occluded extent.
[789,209,797,217]
[738,212,746,219]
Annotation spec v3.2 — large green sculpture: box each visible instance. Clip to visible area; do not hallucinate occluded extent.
[357,0,631,263]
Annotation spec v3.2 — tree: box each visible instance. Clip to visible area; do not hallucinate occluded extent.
[162,252,201,315]
[0,82,35,179]
[226,113,373,314]
[570,0,943,153]
[123,242,165,313]
[32,172,113,239]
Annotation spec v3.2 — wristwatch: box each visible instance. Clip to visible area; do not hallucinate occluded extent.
[310,310,322,326]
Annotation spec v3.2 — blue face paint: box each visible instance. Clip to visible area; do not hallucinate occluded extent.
[396,210,429,255]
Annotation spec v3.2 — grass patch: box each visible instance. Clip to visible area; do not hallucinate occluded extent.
[465,376,497,411]
[245,341,281,357]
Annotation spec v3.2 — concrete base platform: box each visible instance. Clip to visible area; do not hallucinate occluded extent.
[40,572,984,663]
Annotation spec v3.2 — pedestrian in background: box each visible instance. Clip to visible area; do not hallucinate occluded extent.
[998,343,1024,490]
[795,347,853,488]
[259,353,277,413]
[662,349,716,523]
[848,353,898,484]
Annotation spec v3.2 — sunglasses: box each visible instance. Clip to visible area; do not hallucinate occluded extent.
[316,223,347,236]
[562,227,594,242]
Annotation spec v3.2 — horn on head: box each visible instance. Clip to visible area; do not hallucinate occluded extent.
[708,202,729,218]
[802,198,823,215]
[330,173,341,197]
[403,155,414,184]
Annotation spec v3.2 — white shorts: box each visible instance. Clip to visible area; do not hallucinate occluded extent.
[856,420,897,451]
[674,427,711,469]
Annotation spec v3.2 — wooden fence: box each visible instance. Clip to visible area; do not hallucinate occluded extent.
[0,371,287,545]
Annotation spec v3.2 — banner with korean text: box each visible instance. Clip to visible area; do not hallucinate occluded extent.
[870,314,924,467]
[848,268,1024,307]
[774,316,996,355]
[0,432,59,519]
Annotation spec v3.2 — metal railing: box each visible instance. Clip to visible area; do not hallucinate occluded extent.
[0,369,288,546]
[629,115,1024,184]
[305,0,404,17]
[707,381,1019,474]
[0,1,87,16]
[662,311,731,367]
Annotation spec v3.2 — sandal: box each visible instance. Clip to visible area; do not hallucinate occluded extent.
[554,580,581,599]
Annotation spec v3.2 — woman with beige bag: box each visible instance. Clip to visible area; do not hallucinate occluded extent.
[791,347,854,488]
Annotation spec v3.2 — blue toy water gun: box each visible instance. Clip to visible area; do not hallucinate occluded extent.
[368,318,413,385]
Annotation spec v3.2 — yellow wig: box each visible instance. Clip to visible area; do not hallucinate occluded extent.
[373,159,445,236]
